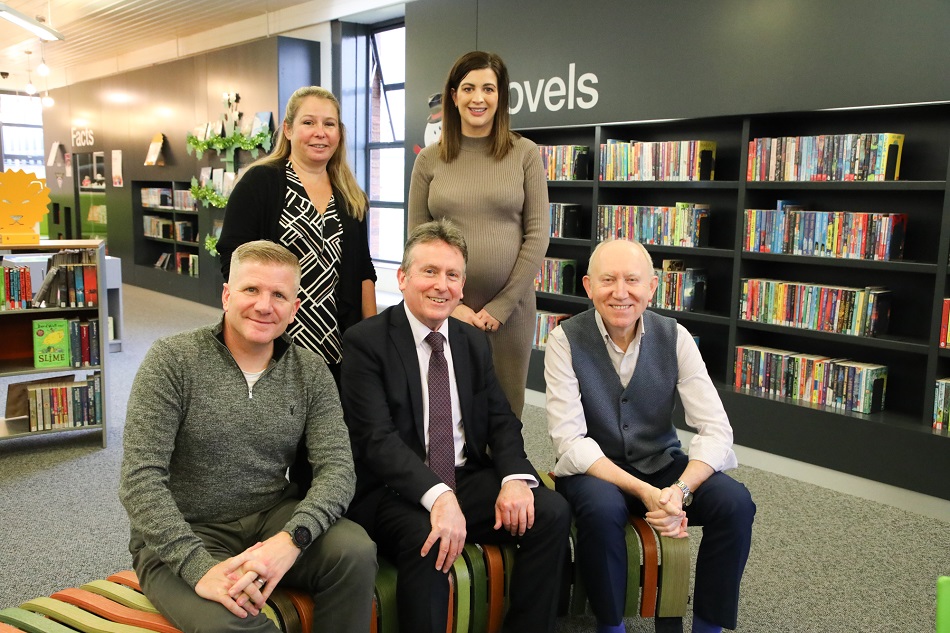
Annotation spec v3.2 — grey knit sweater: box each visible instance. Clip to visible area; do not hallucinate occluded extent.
[118,320,355,588]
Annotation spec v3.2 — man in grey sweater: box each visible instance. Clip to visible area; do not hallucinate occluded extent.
[119,240,376,633]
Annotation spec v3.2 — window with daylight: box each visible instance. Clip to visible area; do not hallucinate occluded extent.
[367,23,406,264]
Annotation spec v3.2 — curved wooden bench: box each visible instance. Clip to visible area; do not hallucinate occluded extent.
[49,588,180,633]
[0,607,77,633]
[19,596,156,633]
[78,582,158,615]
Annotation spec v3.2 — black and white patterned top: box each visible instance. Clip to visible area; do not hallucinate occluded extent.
[279,160,343,363]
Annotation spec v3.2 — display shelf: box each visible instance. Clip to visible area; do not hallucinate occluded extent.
[0,240,109,447]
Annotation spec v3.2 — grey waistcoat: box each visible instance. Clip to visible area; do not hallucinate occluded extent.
[562,309,682,474]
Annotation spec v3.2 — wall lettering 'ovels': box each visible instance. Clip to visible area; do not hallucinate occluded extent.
[509,63,599,114]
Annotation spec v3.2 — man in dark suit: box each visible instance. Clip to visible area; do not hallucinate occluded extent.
[341,219,570,633]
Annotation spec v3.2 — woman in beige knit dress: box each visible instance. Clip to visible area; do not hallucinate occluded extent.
[408,51,549,418]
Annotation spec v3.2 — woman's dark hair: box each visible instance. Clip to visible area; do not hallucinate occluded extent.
[439,51,517,162]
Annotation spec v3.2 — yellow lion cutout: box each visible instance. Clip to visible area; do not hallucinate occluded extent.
[0,169,51,244]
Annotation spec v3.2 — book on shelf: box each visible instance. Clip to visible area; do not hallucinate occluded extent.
[1,265,32,310]
[33,318,71,369]
[654,262,706,312]
[743,207,907,260]
[144,133,166,166]
[5,374,72,423]
[550,202,583,238]
[535,258,576,295]
[154,252,171,269]
[83,265,98,307]
[934,377,950,435]
[534,311,571,349]
[739,278,890,337]
[747,132,904,181]
[734,345,886,414]
[596,202,709,247]
[939,298,950,348]
[538,145,590,181]
[599,139,716,181]
[25,375,102,431]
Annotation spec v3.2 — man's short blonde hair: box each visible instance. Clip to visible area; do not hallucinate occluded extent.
[229,240,302,292]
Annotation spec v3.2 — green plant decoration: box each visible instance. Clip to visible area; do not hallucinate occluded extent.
[190,177,228,208]
[186,128,272,159]
[204,233,219,257]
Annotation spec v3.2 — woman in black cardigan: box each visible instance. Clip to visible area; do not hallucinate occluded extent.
[218,86,377,491]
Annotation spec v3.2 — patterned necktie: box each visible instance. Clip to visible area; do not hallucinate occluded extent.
[425,331,456,489]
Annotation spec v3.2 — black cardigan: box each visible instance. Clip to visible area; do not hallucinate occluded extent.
[217,162,377,335]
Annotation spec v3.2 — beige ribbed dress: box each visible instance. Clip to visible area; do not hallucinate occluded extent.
[408,134,550,417]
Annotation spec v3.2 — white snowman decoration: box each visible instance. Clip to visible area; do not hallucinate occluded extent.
[415,93,443,154]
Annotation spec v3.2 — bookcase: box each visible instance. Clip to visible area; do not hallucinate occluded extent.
[0,240,109,448]
[518,102,950,500]
[130,180,225,304]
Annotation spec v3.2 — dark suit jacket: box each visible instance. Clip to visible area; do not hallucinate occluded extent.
[341,302,534,508]
[217,162,376,334]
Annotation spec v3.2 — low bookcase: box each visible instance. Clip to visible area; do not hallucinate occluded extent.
[0,240,109,448]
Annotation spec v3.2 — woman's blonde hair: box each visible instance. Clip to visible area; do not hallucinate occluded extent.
[249,86,368,220]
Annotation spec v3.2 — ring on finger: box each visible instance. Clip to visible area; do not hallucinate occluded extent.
[255,577,266,588]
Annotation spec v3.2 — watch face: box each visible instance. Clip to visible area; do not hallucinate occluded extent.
[293,525,312,548]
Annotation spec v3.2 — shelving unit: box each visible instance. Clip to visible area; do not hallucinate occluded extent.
[519,102,950,500]
[129,180,226,304]
[0,240,109,448]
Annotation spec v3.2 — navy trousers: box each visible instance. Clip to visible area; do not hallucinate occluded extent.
[556,453,755,629]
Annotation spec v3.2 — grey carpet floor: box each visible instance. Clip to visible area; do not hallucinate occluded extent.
[1,284,948,632]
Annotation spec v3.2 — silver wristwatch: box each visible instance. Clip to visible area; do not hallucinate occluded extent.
[673,479,693,506]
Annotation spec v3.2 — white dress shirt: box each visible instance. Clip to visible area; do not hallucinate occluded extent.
[545,311,738,478]
[403,306,537,511]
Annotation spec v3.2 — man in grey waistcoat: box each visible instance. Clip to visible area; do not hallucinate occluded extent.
[544,239,755,633]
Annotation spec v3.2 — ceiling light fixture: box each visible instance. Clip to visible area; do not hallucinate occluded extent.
[24,50,36,95]
[42,91,54,107]
[0,3,64,41]
[37,41,50,76]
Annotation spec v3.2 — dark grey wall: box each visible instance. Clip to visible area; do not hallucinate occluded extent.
[406,0,950,151]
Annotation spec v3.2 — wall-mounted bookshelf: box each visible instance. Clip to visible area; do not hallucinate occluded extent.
[518,103,950,500]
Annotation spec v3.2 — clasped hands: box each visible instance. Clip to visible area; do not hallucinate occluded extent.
[452,304,500,333]
[422,480,535,573]
[194,531,300,618]
[643,484,689,539]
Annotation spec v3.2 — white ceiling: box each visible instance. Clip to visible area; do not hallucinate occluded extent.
[0,0,406,92]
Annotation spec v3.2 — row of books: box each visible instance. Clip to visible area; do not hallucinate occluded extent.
[600,139,716,181]
[734,345,887,415]
[932,378,950,435]
[550,202,583,239]
[3,262,99,312]
[32,317,101,369]
[141,187,196,210]
[535,257,576,295]
[534,310,571,350]
[743,208,908,261]
[155,252,199,277]
[739,278,891,337]
[596,202,710,247]
[537,145,591,181]
[27,374,103,432]
[654,261,706,312]
[2,266,32,310]
[746,132,904,182]
[143,216,197,242]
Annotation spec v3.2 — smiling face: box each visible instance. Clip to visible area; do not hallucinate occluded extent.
[583,240,658,349]
[284,96,341,168]
[222,260,301,351]
[398,239,466,331]
[451,67,499,138]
